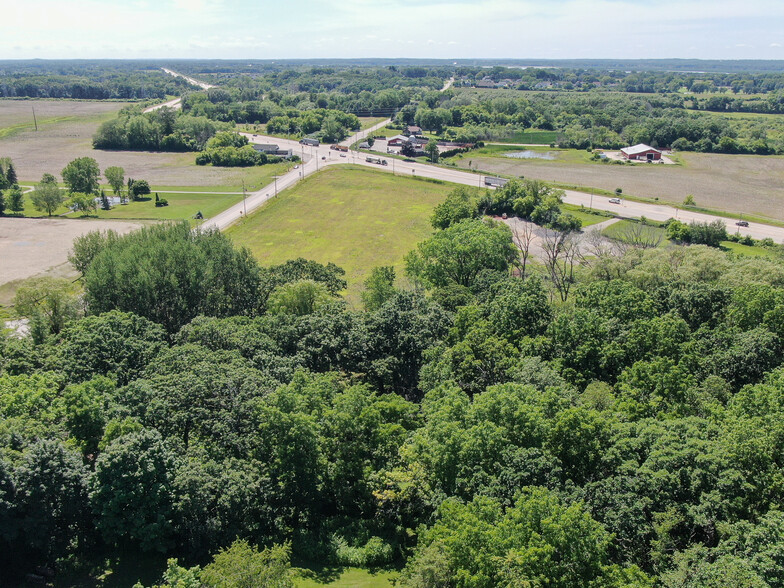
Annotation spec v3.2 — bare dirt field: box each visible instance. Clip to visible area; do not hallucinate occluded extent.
[0,99,266,188]
[456,152,784,221]
[0,217,143,303]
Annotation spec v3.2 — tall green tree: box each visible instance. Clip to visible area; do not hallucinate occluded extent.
[13,277,81,343]
[7,187,24,214]
[30,173,64,216]
[90,429,177,552]
[14,440,90,563]
[61,157,100,194]
[405,219,517,289]
[361,266,397,311]
[83,223,263,332]
[5,162,17,186]
[103,166,125,197]
[425,139,440,163]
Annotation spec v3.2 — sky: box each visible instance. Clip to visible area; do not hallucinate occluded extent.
[2,0,784,61]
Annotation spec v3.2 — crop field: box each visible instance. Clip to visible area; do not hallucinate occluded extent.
[0,217,145,305]
[0,99,296,189]
[226,165,453,303]
[448,149,784,222]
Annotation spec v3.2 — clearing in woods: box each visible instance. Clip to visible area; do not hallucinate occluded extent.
[226,165,454,303]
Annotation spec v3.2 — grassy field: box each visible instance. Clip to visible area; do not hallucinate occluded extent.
[226,165,454,303]
[12,186,253,221]
[562,203,614,226]
[93,192,243,221]
[602,219,667,243]
[294,567,397,587]
[720,240,778,258]
[446,148,784,222]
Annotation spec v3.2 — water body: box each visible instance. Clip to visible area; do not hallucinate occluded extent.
[504,150,557,160]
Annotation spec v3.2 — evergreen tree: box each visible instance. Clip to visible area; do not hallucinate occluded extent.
[6,163,18,187]
[100,189,111,211]
[8,187,24,213]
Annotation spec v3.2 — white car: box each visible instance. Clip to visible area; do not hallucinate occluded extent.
[609,198,621,204]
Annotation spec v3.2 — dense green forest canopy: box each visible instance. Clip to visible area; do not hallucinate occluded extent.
[4,217,784,586]
[403,89,784,154]
[0,61,195,100]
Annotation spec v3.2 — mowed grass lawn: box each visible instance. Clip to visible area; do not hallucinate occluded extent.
[561,203,613,227]
[294,567,398,588]
[13,189,242,221]
[94,192,243,221]
[227,165,453,300]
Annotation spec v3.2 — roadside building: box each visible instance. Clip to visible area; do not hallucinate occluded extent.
[252,144,280,154]
[620,143,662,161]
[251,143,293,158]
[387,134,409,147]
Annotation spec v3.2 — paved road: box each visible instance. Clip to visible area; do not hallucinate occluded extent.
[143,69,215,113]
[206,128,784,242]
[161,68,215,90]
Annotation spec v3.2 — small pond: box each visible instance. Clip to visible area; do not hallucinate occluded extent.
[503,150,556,160]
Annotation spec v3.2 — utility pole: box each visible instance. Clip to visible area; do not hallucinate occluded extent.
[32,106,38,131]
[590,188,593,210]
[242,180,247,217]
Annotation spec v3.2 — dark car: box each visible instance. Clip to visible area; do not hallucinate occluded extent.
[736,220,749,227]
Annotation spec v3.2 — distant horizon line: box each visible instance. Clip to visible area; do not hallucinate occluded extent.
[3,57,784,63]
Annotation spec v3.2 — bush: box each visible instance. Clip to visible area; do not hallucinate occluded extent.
[197,145,266,167]
[131,180,151,197]
[331,535,394,567]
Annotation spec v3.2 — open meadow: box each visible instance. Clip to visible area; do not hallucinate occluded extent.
[449,148,784,221]
[0,99,295,189]
[226,165,454,303]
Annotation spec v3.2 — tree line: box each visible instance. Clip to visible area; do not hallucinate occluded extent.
[403,90,784,155]
[0,62,194,100]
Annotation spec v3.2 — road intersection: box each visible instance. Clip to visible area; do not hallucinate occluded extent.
[203,125,784,243]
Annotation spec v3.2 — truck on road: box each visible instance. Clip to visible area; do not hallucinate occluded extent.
[366,156,388,166]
